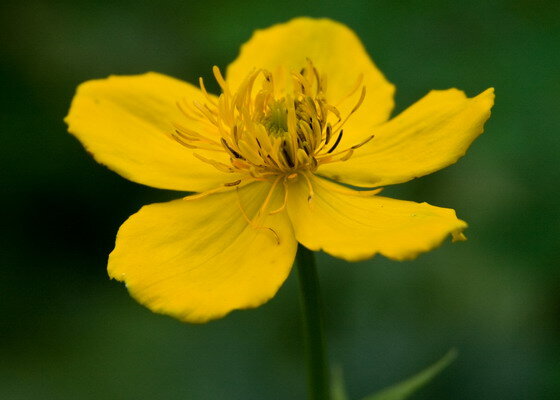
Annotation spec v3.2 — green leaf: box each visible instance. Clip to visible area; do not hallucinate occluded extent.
[331,365,350,400]
[361,349,458,400]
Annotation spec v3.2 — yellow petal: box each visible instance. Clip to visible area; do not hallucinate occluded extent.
[318,88,495,187]
[66,72,239,192]
[226,17,395,146]
[287,175,467,261]
[108,181,297,323]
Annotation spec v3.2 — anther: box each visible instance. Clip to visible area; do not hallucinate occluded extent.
[193,153,234,173]
[302,173,315,203]
[350,86,366,114]
[351,134,375,150]
[327,130,343,153]
[340,149,354,161]
[221,138,243,159]
[212,66,228,93]
[282,146,294,168]
[325,124,332,144]
[224,180,242,186]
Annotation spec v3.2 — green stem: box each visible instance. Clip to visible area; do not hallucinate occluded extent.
[296,244,331,400]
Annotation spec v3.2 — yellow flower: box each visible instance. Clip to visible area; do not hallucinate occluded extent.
[65,18,494,323]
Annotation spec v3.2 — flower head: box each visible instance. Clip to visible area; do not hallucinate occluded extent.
[65,18,494,322]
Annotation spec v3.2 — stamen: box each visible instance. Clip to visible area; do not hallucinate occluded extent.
[198,77,218,106]
[267,154,281,169]
[193,101,218,125]
[221,138,243,159]
[257,176,281,216]
[324,103,341,123]
[310,117,322,147]
[212,66,229,94]
[193,153,234,173]
[351,134,375,150]
[236,187,280,245]
[339,149,353,161]
[301,173,315,203]
[324,124,332,145]
[317,134,375,163]
[173,123,221,146]
[176,99,202,120]
[238,140,265,165]
[184,178,255,201]
[281,146,294,168]
[332,86,366,133]
[170,133,223,152]
[335,73,364,107]
[350,86,367,114]
[330,186,383,196]
[170,59,370,182]
[310,63,322,93]
[269,178,289,214]
[327,130,343,153]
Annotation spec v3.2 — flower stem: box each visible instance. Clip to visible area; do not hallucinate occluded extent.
[296,244,331,400]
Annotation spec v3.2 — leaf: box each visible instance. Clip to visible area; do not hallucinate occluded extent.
[361,349,458,400]
[331,365,350,400]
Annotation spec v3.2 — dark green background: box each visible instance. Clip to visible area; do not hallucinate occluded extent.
[1,1,559,399]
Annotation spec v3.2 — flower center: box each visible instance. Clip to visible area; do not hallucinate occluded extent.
[170,59,372,181]
[263,100,289,137]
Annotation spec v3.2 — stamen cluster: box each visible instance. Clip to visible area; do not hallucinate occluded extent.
[169,59,372,183]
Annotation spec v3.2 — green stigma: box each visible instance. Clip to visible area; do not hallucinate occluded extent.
[263,100,288,137]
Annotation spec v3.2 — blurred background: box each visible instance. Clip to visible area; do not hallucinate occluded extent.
[1,0,559,399]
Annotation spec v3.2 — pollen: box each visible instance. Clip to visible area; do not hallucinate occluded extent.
[170,59,373,182]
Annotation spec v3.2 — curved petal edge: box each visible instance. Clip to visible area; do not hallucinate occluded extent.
[287,176,467,262]
[108,182,297,323]
[318,87,495,188]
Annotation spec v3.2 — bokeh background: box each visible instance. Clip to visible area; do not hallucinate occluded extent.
[1,1,559,399]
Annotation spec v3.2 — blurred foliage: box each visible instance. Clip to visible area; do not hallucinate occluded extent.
[1,0,559,399]
[363,349,457,400]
